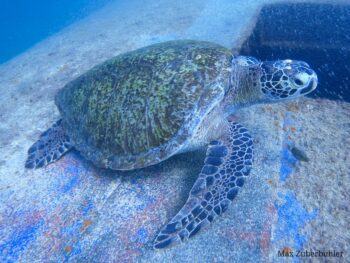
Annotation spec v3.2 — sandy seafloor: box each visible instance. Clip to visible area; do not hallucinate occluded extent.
[0,0,349,262]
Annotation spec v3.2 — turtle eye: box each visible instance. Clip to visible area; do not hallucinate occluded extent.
[294,78,304,86]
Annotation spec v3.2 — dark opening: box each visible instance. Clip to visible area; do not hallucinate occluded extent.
[240,3,350,102]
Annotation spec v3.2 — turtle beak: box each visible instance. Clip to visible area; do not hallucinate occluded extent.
[300,70,318,95]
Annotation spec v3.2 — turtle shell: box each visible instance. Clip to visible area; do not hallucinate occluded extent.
[55,40,232,170]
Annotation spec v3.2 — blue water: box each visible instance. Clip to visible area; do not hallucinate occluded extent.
[0,0,111,64]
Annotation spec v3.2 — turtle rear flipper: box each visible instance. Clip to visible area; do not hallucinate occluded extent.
[154,122,253,249]
[25,119,72,169]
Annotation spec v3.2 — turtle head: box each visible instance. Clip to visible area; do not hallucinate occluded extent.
[258,59,318,102]
[225,56,318,112]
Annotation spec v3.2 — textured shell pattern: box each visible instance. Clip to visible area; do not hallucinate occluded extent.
[55,40,232,170]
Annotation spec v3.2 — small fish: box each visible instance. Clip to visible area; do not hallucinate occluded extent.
[290,146,309,162]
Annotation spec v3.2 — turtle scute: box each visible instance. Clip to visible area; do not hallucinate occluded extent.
[55,40,233,169]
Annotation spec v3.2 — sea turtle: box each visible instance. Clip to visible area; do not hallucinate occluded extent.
[25,40,318,249]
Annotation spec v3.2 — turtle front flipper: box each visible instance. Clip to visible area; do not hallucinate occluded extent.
[154,122,253,249]
[25,119,72,169]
